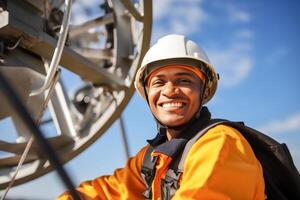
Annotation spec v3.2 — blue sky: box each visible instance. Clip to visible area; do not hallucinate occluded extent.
[2,0,300,199]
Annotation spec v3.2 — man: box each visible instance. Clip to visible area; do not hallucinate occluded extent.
[58,34,265,200]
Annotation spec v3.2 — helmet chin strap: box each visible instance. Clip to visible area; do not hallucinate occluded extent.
[144,79,207,135]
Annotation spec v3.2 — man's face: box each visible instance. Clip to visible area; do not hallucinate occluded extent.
[147,66,203,127]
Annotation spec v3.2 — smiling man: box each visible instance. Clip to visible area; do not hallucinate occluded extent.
[147,66,203,139]
[57,34,265,200]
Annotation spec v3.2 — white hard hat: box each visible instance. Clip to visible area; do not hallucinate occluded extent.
[134,34,218,104]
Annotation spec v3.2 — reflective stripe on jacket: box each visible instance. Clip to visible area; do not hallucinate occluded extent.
[57,124,265,200]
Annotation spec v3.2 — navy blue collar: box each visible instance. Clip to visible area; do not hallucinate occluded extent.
[147,107,211,159]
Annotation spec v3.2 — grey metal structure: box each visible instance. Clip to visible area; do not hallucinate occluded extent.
[0,0,152,189]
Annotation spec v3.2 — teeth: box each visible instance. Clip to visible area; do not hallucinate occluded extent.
[162,102,184,108]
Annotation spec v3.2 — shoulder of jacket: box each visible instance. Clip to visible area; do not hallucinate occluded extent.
[188,123,252,155]
[186,124,258,164]
[204,124,245,140]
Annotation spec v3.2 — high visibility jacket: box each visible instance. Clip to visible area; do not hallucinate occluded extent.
[57,124,265,200]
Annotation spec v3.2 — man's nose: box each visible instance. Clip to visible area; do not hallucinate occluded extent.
[161,82,180,97]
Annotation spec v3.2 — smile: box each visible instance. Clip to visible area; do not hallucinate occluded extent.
[160,102,185,109]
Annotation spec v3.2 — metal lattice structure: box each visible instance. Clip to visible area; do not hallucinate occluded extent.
[0,0,152,189]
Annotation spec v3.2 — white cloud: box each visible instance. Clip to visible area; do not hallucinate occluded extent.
[291,149,300,171]
[153,0,173,20]
[227,4,251,23]
[208,43,253,87]
[257,113,300,134]
[75,0,100,8]
[235,29,254,39]
[153,0,208,40]
[71,0,105,25]
[154,0,204,20]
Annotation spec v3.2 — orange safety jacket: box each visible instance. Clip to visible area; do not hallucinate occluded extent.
[57,110,265,200]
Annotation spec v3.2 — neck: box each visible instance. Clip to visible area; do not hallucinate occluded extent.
[166,128,181,140]
[156,107,211,141]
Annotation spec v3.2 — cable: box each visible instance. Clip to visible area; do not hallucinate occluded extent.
[31,0,73,96]
[7,38,22,50]
[1,70,61,200]
[0,72,81,200]
[0,137,34,200]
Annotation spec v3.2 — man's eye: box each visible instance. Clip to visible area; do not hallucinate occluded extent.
[178,79,192,84]
[152,80,164,86]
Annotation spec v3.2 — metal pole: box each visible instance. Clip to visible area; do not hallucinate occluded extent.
[118,115,130,159]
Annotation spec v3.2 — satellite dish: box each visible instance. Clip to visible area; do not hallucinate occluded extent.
[0,0,152,189]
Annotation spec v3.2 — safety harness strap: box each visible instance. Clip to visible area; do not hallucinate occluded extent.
[177,119,231,171]
[160,119,229,199]
[160,168,182,199]
[141,119,231,199]
[141,146,157,199]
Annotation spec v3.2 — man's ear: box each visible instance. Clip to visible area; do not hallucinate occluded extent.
[204,87,210,99]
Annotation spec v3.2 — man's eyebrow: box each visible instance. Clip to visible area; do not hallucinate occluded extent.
[174,72,197,78]
[152,72,196,78]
